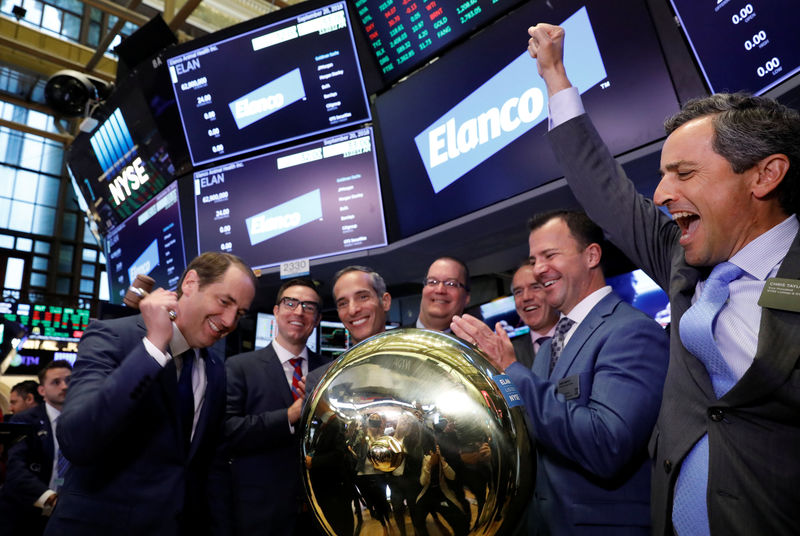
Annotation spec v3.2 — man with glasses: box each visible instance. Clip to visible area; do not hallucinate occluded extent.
[416,257,471,332]
[224,278,329,535]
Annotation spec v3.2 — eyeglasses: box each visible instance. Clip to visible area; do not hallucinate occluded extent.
[423,278,467,290]
[279,296,320,315]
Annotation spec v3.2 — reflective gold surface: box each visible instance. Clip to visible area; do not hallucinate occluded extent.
[301,329,533,536]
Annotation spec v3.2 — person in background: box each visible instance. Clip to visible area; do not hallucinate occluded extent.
[225,278,329,535]
[509,263,560,368]
[417,257,470,332]
[8,380,43,415]
[0,360,72,536]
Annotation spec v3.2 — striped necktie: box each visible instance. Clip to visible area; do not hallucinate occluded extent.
[289,357,303,400]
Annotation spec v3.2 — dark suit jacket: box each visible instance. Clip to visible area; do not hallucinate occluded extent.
[45,315,227,536]
[506,292,668,535]
[511,334,536,369]
[549,114,800,534]
[224,343,329,535]
[0,404,52,535]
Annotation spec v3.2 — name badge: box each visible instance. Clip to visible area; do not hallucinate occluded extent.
[557,375,580,400]
[758,277,800,312]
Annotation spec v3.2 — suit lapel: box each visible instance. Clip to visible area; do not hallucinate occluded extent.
[670,260,719,399]
[263,346,295,406]
[549,293,617,379]
[532,339,551,379]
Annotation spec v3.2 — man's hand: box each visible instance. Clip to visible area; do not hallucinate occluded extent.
[139,288,178,351]
[287,395,304,425]
[451,314,517,371]
[527,23,571,96]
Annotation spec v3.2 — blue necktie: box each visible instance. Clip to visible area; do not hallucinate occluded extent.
[55,447,69,491]
[672,261,744,535]
[549,317,575,374]
[177,350,195,449]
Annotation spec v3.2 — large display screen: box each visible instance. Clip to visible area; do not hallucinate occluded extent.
[66,81,184,234]
[374,0,680,238]
[193,127,386,270]
[165,0,371,166]
[1,303,89,375]
[670,0,800,95]
[351,0,523,85]
[104,180,187,305]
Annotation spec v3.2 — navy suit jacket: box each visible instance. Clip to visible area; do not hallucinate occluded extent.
[506,292,668,535]
[0,403,52,535]
[45,315,227,536]
[224,343,329,535]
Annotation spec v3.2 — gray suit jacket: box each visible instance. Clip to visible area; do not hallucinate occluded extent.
[549,114,800,535]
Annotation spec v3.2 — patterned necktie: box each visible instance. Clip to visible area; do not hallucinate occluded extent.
[673,261,744,536]
[55,447,69,491]
[289,357,304,400]
[177,350,195,449]
[549,317,575,374]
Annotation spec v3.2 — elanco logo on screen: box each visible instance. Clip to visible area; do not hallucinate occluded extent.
[245,189,323,245]
[229,68,307,130]
[414,7,607,194]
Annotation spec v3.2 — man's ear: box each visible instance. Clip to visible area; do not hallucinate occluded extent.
[752,153,790,200]
[381,292,392,312]
[181,269,199,297]
[584,243,602,269]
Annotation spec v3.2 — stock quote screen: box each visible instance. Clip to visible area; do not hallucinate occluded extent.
[165,0,371,166]
[352,0,523,84]
[1,303,90,374]
[670,0,800,95]
[104,180,187,305]
[193,127,386,270]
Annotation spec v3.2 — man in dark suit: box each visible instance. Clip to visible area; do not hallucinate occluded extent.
[45,252,256,536]
[225,278,328,535]
[528,23,800,534]
[509,263,559,369]
[452,211,669,534]
[0,360,71,535]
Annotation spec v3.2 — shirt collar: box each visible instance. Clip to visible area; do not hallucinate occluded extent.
[45,402,61,423]
[272,338,309,365]
[562,286,613,326]
[729,214,798,280]
[168,322,192,357]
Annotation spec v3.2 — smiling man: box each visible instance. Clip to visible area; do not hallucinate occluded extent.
[452,210,669,534]
[333,266,391,344]
[224,278,329,535]
[529,23,800,535]
[510,263,559,368]
[47,252,257,536]
[417,257,471,332]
